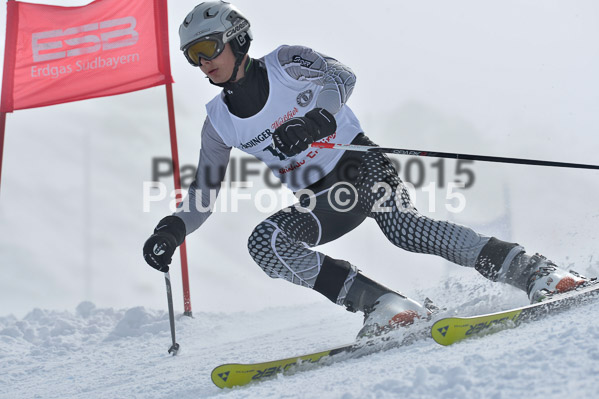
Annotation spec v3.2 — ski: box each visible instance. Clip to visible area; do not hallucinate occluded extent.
[211,326,430,389]
[211,284,599,388]
[431,282,599,346]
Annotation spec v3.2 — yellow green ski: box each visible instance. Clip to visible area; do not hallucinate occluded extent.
[211,327,430,389]
[211,345,345,389]
[211,284,598,389]
[432,282,599,346]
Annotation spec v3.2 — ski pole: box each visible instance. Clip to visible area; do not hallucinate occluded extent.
[311,142,599,170]
[164,271,180,356]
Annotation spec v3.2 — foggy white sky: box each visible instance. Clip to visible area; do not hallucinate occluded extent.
[0,0,598,317]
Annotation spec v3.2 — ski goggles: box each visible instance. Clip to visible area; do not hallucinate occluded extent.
[184,35,225,66]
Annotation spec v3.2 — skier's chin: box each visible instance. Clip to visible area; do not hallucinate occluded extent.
[206,71,229,85]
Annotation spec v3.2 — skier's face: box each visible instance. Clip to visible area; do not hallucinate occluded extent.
[199,43,241,84]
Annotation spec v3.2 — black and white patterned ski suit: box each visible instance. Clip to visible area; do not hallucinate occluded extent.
[247,134,490,305]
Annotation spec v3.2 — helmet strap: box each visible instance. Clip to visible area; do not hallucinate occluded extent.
[228,53,245,83]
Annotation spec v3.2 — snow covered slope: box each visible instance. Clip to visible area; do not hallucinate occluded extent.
[2,278,598,399]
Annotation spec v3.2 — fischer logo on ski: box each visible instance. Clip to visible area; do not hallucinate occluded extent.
[437,326,449,337]
[218,371,230,382]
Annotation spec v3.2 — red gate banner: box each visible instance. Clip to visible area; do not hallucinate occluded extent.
[1,0,172,112]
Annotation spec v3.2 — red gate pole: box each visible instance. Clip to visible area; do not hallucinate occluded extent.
[165,81,192,317]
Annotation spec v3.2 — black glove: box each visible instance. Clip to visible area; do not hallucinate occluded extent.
[272,108,337,157]
[143,216,186,272]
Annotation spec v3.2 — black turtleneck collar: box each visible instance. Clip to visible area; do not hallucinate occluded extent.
[220,57,269,119]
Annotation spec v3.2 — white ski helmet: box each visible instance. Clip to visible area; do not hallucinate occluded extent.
[179,1,252,70]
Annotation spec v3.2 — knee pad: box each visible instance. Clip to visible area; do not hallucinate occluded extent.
[247,221,278,277]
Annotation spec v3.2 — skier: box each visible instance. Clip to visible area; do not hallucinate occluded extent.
[143,1,593,336]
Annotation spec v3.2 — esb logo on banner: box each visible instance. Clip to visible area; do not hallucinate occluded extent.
[32,17,139,79]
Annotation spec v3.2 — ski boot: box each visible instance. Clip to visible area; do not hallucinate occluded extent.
[357,293,433,338]
[342,272,434,338]
[525,254,595,303]
[474,238,597,304]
